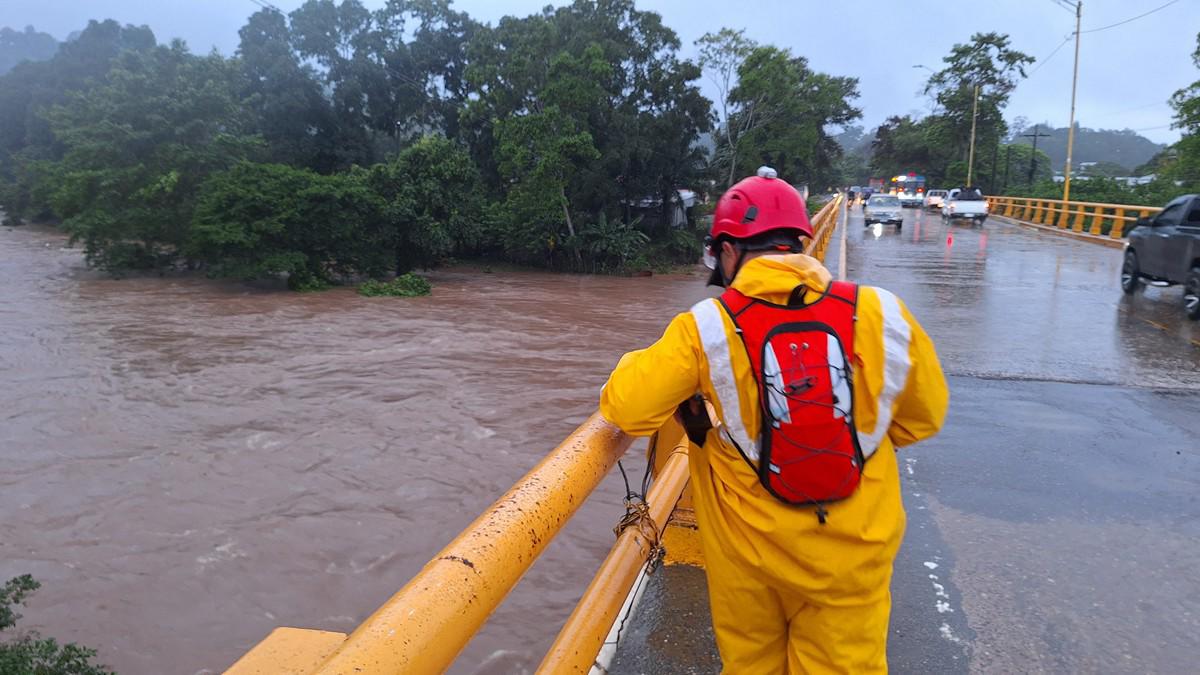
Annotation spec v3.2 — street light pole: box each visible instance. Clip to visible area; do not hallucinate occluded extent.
[966,83,980,186]
[1063,1,1082,202]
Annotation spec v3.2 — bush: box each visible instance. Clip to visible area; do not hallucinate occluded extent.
[358,273,432,297]
[806,195,833,216]
[367,136,485,275]
[190,162,393,287]
[1,575,114,675]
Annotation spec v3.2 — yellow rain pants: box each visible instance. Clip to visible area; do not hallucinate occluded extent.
[600,253,948,674]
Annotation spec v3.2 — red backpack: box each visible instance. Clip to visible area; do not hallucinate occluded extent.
[718,281,863,523]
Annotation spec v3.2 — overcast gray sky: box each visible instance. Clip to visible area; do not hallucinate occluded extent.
[5,0,1195,144]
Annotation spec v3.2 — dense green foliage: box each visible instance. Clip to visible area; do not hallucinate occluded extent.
[44,43,259,271]
[359,273,432,297]
[0,26,59,75]
[1,575,113,675]
[1168,31,1200,188]
[190,162,391,288]
[1014,177,1184,207]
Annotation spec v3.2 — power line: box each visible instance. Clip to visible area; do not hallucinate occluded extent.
[1079,0,1182,34]
[1027,35,1073,78]
[1088,101,1170,119]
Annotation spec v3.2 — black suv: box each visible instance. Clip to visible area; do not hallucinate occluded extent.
[1121,193,1200,320]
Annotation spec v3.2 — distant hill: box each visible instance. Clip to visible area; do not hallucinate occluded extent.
[1010,124,1166,174]
[0,26,59,75]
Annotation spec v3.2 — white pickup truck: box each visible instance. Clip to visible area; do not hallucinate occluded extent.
[941,187,988,224]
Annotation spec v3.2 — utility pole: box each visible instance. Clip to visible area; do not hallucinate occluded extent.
[1002,144,1013,193]
[1023,124,1051,185]
[966,83,980,186]
[989,140,1000,194]
[1063,1,1082,201]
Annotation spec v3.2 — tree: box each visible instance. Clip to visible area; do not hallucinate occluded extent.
[0,20,157,223]
[367,135,485,274]
[1169,30,1200,187]
[728,46,861,190]
[494,106,599,261]
[237,9,338,171]
[284,0,479,167]
[995,143,1053,192]
[695,28,757,187]
[0,26,58,75]
[870,115,941,181]
[832,124,871,155]
[41,43,259,271]
[923,33,1033,169]
[462,0,711,264]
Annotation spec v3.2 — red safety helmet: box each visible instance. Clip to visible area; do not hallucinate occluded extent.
[705,167,812,286]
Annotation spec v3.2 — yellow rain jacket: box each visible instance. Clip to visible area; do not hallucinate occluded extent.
[600,254,948,674]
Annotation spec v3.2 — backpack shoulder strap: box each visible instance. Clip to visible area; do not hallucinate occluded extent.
[718,287,755,320]
[826,280,859,308]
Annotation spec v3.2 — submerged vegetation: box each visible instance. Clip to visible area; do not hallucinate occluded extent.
[1,575,113,675]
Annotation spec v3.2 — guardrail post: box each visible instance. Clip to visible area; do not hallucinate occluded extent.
[1071,203,1084,232]
[1087,206,1102,235]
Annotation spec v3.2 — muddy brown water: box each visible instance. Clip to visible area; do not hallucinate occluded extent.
[0,225,711,674]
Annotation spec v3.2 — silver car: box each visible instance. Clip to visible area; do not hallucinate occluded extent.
[864,195,904,229]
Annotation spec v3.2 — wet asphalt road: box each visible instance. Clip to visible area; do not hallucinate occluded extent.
[841,203,1200,673]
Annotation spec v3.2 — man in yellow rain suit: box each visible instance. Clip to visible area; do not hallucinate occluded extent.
[600,169,948,673]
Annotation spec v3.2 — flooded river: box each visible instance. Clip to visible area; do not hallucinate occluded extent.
[0,225,711,674]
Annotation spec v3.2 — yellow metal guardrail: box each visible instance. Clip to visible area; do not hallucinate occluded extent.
[226,194,844,675]
[986,195,1162,241]
[805,195,842,260]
